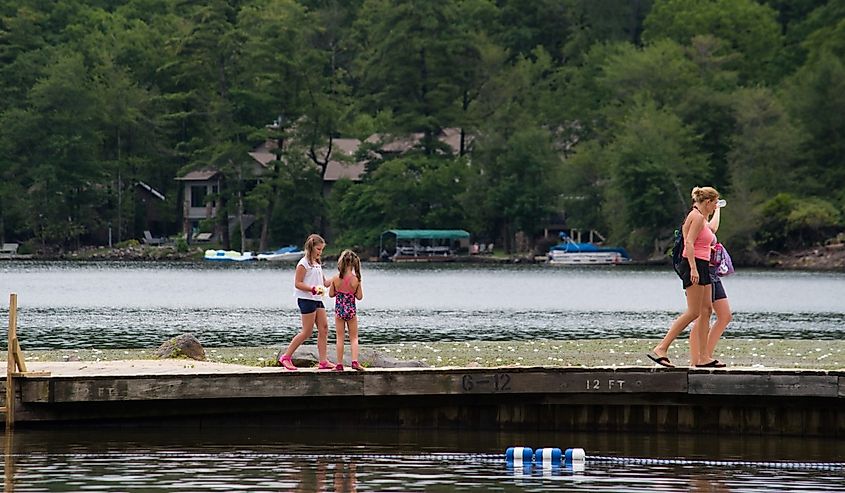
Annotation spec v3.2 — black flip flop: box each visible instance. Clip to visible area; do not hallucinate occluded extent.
[695,359,726,368]
[647,352,675,368]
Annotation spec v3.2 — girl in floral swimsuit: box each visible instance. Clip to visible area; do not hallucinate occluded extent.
[329,250,364,371]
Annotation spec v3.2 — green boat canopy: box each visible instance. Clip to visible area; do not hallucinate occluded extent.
[381,229,470,240]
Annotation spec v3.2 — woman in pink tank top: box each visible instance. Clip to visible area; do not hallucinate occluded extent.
[648,186,723,368]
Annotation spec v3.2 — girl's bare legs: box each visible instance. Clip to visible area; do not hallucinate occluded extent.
[315,308,330,363]
[335,317,346,364]
[652,284,708,360]
[705,298,732,360]
[284,311,316,358]
[348,316,359,362]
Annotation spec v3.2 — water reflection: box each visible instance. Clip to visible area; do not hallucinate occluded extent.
[4,431,15,493]
[2,426,844,492]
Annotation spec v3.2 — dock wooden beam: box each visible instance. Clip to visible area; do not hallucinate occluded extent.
[3,365,843,436]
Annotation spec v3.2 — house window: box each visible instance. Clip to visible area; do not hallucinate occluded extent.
[191,185,207,208]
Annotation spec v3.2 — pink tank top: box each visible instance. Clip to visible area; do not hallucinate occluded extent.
[683,213,715,261]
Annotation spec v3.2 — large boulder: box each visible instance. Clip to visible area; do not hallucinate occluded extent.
[277,345,427,369]
[155,333,206,361]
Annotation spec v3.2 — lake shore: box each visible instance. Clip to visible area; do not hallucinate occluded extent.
[17,338,844,371]
[8,242,845,270]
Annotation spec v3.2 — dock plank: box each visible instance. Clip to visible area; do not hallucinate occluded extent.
[689,373,839,397]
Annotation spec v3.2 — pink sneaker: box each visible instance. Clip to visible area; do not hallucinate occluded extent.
[334,363,344,371]
[279,355,297,371]
[317,360,335,370]
[351,360,365,371]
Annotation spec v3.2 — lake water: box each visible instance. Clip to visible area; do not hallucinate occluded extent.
[1,261,844,349]
[4,427,845,492]
[2,261,845,491]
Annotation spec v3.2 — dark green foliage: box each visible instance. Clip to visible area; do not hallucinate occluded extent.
[0,0,843,257]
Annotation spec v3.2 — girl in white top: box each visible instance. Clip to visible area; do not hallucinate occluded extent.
[278,234,333,370]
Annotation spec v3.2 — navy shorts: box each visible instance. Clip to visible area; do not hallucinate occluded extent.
[710,267,727,301]
[297,298,325,314]
[677,258,713,289]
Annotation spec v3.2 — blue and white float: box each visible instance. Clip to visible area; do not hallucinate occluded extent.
[505,447,534,467]
[534,447,563,467]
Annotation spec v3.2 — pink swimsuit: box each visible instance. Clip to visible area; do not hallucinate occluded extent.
[334,275,357,321]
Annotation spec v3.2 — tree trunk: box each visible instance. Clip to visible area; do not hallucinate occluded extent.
[237,163,246,253]
[218,178,230,250]
[0,195,5,245]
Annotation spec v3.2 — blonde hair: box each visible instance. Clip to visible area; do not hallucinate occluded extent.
[337,249,362,281]
[691,186,719,204]
[303,234,325,265]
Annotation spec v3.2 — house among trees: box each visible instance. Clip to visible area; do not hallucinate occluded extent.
[174,128,467,247]
[175,169,222,240]
[174,135,368,244]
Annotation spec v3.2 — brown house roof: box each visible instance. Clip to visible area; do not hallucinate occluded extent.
[175,170,220,181]
[176,128,468,183]
[365,128,467,155]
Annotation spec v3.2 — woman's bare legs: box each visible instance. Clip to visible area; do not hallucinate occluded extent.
[335,317,346,364]
[705,297,732,360]
[690,289,714,366]
[653,283,709,361]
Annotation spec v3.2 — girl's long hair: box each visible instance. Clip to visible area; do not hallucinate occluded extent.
[337,249,361,280]
[304,234,325,266]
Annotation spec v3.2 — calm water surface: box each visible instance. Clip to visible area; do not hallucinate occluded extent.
[1,261,844,349]
[0,262,845,349]
[4,427,844,492]
[2,262,845,491]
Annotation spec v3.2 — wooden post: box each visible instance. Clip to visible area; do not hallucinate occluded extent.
[2,293,48,430]
[4,293,17,429]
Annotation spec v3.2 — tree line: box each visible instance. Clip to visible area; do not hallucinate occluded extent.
[1,0,843,261]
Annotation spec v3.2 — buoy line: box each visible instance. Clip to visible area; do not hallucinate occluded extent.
[7,451,844,470]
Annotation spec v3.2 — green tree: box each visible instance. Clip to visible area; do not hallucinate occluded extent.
[353,0,476,153]
[643,0,782,83]
[329,154,467,248]
[728,87,806,200]
[782,18,845,198]
[602,98,709,255]
[756,193,841,251]
[465,127,562,252]
[1,50,103,249]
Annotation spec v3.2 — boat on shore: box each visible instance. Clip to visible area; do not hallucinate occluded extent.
[204,249,255,262]
[256,246,304,262]
[547,233,630,265]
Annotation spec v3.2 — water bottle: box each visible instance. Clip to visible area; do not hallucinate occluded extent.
[717,199,727,208]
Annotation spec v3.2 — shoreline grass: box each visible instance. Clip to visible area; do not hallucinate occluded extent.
[14,338,845,370]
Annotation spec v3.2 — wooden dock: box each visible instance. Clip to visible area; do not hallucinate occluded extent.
[2,361,843,436]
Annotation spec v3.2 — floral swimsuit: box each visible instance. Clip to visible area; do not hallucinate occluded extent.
[334,274,357,321]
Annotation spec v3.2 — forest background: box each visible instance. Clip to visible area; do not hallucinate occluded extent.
[1,0,844,263]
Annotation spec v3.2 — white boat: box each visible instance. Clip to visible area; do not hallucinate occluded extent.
[256,246,305,262]
[204,249,255,262]
[549,249,629,265]
[548,233,631,265]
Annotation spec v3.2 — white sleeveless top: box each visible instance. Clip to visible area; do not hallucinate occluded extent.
[295,256,324,301]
